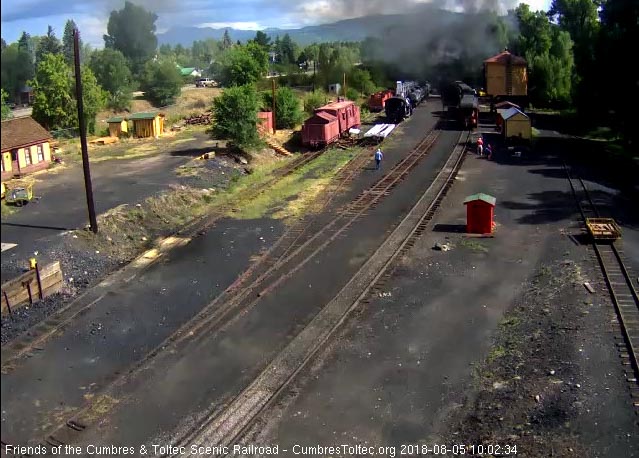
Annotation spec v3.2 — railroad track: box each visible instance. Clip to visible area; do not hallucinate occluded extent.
[563,163,639,411]
[13,126,442,452]
[171,130,470,457]
[0,144,335,372]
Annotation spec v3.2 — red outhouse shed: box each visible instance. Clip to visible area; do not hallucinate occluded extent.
[463,193,496,234]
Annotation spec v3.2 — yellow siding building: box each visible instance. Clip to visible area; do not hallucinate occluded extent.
[106,117,129,137]
[484,51,527,98]
[1,117,53,180]
[498,107,532,141]
[130,112,165,138]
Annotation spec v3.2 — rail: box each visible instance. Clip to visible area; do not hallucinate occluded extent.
[563,163,639,400]
[172,130,470,456]
[13,124,443,452]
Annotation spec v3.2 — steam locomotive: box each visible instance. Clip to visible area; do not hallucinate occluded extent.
[384,81,430,124]
[441,81,479,129]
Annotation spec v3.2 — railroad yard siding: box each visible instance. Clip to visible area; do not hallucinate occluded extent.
[69,110,462,448]
[1,103,448,446]
[248,151,638,455]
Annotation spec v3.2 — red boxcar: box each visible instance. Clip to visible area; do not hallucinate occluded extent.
[302,100,360,147]
[301,111,339,147]
[368,90,394,112]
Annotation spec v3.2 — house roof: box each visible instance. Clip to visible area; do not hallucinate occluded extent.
[309,112,337,123]
[1,117,52,152]
[129,112,164,120]
[494,101,521,110]
[484,51,526,66]
[106,116,126,123]
[500,107,529,121]
[180,67,197,76]
[318,100,355,111]
[464,193,496,206]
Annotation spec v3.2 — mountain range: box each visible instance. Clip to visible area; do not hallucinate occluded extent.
[157,7,461,47]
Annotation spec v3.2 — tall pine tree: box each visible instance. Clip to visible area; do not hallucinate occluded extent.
[63,20,80,65]
[36,26,62,65]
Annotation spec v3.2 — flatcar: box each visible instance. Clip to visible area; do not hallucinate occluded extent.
[302,99,361,147]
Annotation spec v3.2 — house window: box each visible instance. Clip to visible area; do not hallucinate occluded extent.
[37,144,44,162]
[24,148,32,165]
[11,150,18,161]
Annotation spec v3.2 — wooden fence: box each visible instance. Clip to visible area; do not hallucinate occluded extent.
[1,262,63,317]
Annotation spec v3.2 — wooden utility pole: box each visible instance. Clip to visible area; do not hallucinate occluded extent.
[271,78,277,134]
[73,29,98,233]
[343,73,346,98]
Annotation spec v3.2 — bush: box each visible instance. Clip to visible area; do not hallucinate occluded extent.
[212,85,260,147]
[345,88,360,101]
[140,60,182,107]
[303,90,328,115]
[347,68,376,96]
[262,86,304,129]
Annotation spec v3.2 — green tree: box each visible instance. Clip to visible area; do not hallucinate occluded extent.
[598,0,639,144]
[36,26,62,65]
[77,66,106,133]
[192,39,220,69]
[89,48,134,110]
[212,85,260,147]
[220,43,268,87]
[1,44,34,100]
[62,20,80,65]
[30,53,75,130]
[222,30,233,50]
[347,68,376,95]
[104,0,158,75]
[303,90,328,115]
[253,31,271,49]
[262,86,303,129]
[511,4,574,107]
[140,60,182,106]
[280,34,297,65]
[1,89,13,120]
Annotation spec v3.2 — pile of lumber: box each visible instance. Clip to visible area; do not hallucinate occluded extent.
[185,111,212,125]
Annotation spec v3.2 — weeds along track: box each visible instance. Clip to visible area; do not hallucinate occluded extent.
[23,127,442,451]
[172,130,470,456]
[564,163,639,415]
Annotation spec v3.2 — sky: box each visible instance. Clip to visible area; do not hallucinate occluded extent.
[1,0,553,48]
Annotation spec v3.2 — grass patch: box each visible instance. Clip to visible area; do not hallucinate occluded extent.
[1,201,19,217]
[459,238,489,253]
[487,346,507,363]
[232,147,358,220]
[500,316,522,328]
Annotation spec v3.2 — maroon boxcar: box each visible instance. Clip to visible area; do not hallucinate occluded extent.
[302,100,360,147]
[301,111,339,147]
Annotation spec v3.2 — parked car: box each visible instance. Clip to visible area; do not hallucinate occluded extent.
[196,78,216,88]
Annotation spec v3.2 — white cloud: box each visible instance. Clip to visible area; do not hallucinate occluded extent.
[75,15,107,48]
[197,21,262,30]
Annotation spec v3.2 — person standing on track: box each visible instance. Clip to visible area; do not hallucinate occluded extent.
[374,147,384,170]
[477,136,484,156]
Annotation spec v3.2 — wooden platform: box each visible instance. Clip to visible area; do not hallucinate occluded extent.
[586,218,621,240]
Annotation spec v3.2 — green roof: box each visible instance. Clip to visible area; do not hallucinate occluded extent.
[180,67,196,76]
[129,112,162,120]
[464,193,496,206]
[106,116,125,123]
